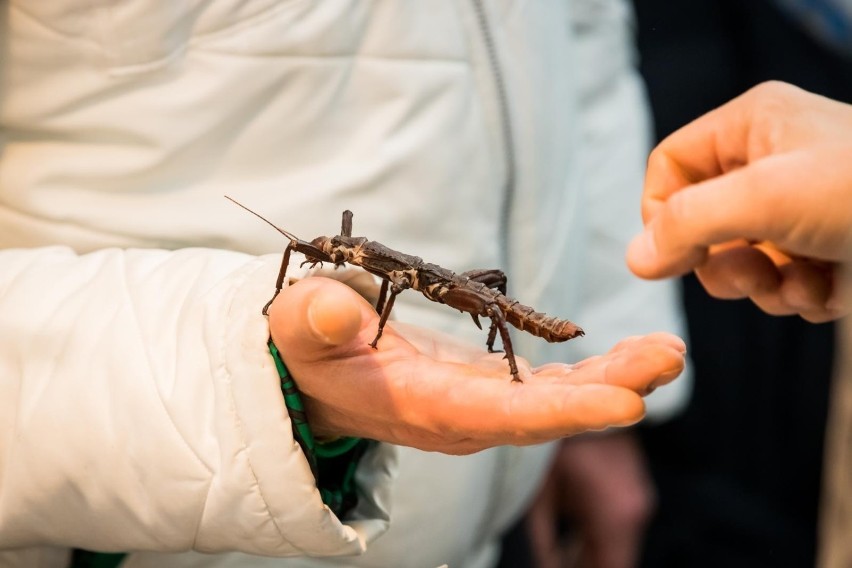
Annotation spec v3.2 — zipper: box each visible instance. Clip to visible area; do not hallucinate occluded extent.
[471,0,517,273]
[469,0,519,552]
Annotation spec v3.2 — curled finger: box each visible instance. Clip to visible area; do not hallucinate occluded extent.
[695,242,782,299]
[777,258,835,314]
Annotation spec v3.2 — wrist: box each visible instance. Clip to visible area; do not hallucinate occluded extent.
[268,339,373,517]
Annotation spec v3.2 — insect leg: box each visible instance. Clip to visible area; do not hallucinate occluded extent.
[460,268,507,295]
[375,278,390,315]
[487,304,521,382]
[263,240,334,315]
[460,270,509,353]
[485,320,499,353]
[370,284,403,349]
[263,243,295,315]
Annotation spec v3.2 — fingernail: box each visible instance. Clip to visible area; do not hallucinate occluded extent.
[307,297,334,344]
[306,286,362,345]
[615,412,645,428]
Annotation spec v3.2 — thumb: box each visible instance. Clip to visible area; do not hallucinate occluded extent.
[268,277,365,357]
[626,157,792,279]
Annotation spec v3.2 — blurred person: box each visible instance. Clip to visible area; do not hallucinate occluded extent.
[625,79,852,568]
[0,2,690,568]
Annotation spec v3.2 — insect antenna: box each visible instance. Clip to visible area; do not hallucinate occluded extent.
[225,195,301,242]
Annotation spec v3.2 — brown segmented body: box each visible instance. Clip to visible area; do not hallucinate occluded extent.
[227,197,584,382]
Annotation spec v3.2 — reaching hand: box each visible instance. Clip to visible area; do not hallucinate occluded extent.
[268,276,685,454]
[627,81,852,322]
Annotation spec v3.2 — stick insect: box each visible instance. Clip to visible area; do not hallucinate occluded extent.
[227,197,584,382]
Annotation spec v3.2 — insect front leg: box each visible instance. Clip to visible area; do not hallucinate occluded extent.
[263,239,333,316]
[263,243,296,316]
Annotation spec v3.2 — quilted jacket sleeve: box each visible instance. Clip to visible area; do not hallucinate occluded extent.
[0,246,394,556]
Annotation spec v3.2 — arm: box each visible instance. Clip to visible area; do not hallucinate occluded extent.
[0,247,685,553]
[0,247,389,556]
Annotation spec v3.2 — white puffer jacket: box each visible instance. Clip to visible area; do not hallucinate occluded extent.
[0,1,690,567]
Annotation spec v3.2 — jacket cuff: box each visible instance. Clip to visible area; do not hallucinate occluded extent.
[202,254,396,555]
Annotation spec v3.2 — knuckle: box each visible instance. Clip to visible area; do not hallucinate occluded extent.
[749,80,798,101]
[745,81,803,155]
[747,81,804,118]
[662,189,693,227]
[645,145,684,191]
[695,270,742,300]
[646,145,669,173]
[751,293,796,316]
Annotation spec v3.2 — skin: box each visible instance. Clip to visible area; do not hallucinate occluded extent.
[627,81,852,322]
[268,276,686,454]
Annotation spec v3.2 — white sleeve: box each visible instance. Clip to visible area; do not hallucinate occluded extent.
[0,246,395,556]
[568,0,693,421]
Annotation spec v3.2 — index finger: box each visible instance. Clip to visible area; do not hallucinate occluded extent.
[642,88,764,223]
[641,81,802,222]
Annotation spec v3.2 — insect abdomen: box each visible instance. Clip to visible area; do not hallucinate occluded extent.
[500,298,584,343]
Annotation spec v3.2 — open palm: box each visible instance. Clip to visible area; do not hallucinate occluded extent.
[270,277,685,454]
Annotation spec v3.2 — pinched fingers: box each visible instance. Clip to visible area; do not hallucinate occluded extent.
[627,162,784,280]
[693,241,781,299]
[748,259,839,322]
[694,243,841,322]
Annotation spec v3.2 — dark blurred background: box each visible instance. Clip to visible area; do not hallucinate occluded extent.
[634,0,851,566]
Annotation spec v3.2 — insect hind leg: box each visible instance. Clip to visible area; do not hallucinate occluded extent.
[487,304,521,382]
[461,269,508,354]
[460,268,507,295]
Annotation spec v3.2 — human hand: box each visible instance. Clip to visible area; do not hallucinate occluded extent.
[525,431,654,568]
[268,277,685,454]
[627,81,852,322]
